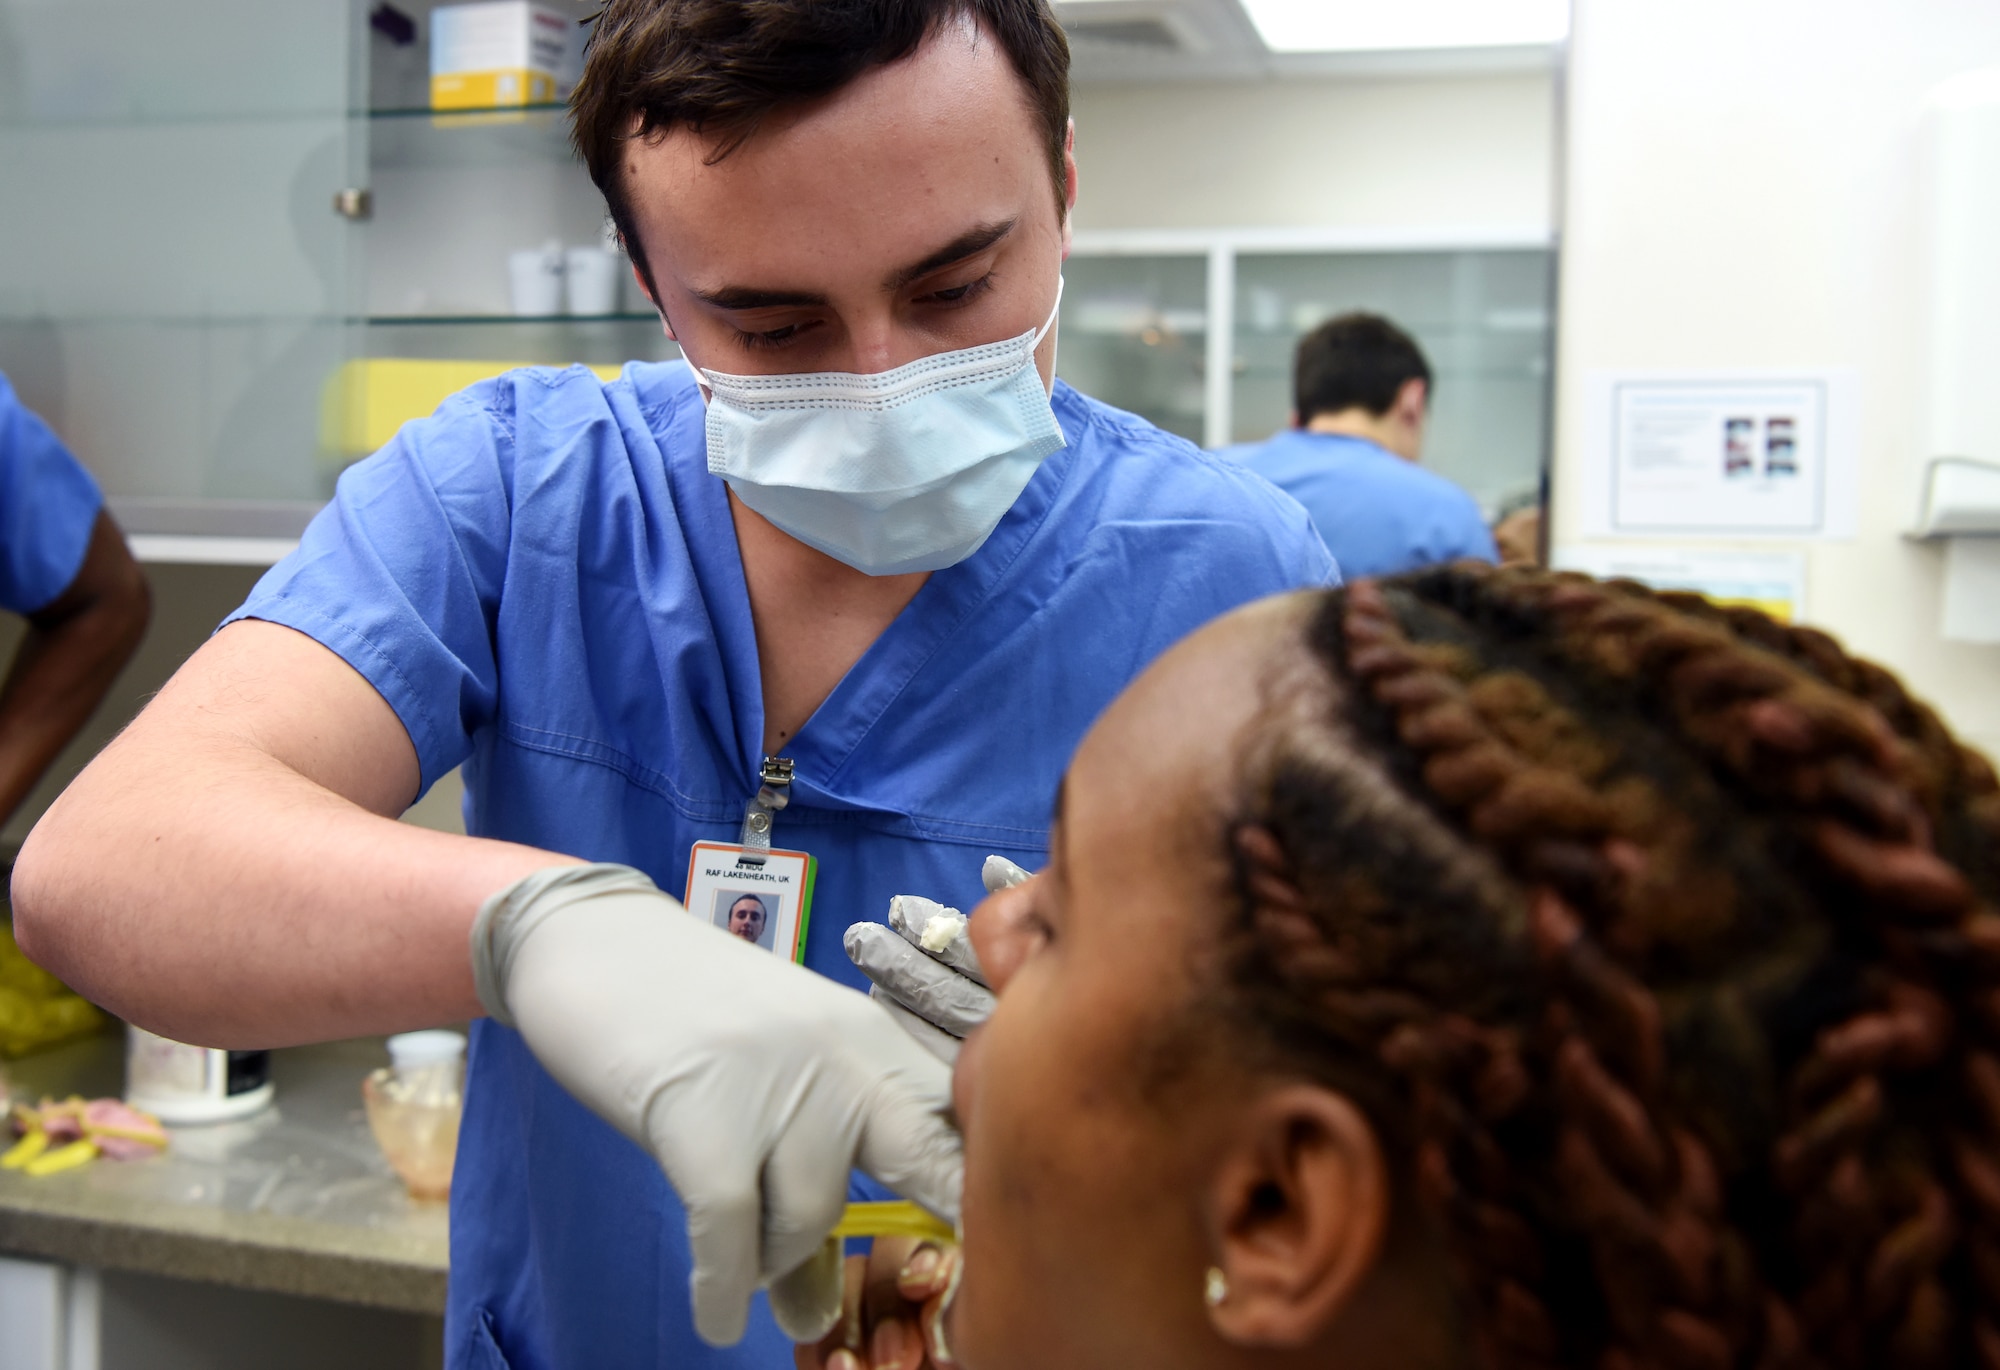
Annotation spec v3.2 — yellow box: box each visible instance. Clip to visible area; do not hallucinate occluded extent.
[430,2,577,110]
[321,358,621,462]
[430,68,558,110]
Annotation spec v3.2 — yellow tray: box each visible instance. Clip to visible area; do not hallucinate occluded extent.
[832,1201,955,1244]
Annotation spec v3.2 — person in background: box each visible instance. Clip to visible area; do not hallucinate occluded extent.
[0,372,149,835]
[811,563,2000,1369]
[9,3,1334,1367]
[1227,313,1498,578]
[1491,490,1546,567]
[725,893,769,945]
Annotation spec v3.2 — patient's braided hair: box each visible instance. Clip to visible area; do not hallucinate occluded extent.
[1213,563,2000,1370]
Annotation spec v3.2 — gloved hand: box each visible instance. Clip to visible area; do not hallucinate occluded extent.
[471,863,961,1348]
[844,856,1032,1063]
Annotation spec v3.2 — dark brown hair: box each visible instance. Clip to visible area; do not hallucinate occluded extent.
[1217,564,2000,1369]
[1294,312,1433,422]
[570,0,1072,296]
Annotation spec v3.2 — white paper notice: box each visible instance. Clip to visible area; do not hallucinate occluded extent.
[1580,371,1859,540]
[1942,537,2000,644]
[1553,546,1807,622]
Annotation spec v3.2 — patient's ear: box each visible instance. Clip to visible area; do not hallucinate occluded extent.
[1201,1084,1387,1348]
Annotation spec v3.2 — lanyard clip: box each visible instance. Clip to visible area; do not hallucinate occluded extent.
[738,755,794,863]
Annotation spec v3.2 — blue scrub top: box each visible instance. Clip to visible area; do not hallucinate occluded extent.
[0,372,104,615]
[1225,429,1496,580]
[228,362,1336,1370]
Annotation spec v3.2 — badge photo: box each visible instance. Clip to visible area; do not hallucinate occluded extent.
[683,841,817,964]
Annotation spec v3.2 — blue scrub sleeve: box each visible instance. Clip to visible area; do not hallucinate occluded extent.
[222,388,511,793]
[0,374,104,615]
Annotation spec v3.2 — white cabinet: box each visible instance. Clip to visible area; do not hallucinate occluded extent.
[0,1257,98,1370]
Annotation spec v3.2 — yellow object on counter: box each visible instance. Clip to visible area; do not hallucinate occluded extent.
[4,1096,167,1177]
[23,1139,96,1177]
[1,1127,48,1170]
[0,923,105,1058]
[832,1201,956,1245]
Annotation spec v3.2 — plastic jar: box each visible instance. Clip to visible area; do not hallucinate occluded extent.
[124,1025,273,1125]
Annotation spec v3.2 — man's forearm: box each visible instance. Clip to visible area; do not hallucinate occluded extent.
[9,611,593,1049]
[13,727,574,1047]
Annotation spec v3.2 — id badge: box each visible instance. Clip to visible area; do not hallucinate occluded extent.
[684,841,818,964]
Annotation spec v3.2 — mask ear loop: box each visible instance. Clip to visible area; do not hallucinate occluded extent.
[1033,275,1065,347]
[1034,275,1065,391]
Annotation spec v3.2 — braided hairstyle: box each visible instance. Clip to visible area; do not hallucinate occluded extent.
[1210,563,2000,1370]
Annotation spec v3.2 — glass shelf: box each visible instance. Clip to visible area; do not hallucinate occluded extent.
[357,314,679,372]
[368,102,568,120]
[361,313,658,327]
[366,103,576,170]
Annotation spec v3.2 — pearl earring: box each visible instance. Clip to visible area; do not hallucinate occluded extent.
[1204,1266,1229,1308]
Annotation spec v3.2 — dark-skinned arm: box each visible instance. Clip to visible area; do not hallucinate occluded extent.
[0,510,150,830]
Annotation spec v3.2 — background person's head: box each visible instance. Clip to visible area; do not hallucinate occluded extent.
[570,0,1073,385]
[725,893,768,944]
[1294,312,1434,463]
[952,564,2000,1370]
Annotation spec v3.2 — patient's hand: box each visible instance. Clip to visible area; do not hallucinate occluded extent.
[793,1235,958,1370]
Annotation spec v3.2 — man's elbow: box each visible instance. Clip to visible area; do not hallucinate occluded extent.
[9,818,71,978]
[9,759,123,988]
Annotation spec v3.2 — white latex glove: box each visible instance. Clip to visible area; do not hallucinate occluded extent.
[844,856,1032,1063]
[471,864,961,1347]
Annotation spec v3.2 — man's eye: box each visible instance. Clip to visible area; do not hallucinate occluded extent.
[921,273,995,307]
[732,324,800,351]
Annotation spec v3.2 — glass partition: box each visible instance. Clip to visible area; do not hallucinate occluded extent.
[0,0,365,533]
[0,1,1554,538]
[1232,249,1554,514]
[1054,254,1209,446]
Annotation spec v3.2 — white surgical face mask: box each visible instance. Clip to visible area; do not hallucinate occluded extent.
[693,282,1066,576]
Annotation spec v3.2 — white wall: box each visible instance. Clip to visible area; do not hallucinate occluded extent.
[1069,72,1556,232]
[1553,0,2000,757]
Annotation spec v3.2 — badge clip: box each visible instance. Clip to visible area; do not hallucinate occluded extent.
[737,755,794,866]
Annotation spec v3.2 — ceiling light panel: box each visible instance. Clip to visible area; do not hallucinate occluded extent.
[1240,0,1569,53]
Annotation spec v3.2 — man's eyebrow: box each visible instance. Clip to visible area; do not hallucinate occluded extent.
[689,220,1018,312]
[689,284,829,312]
[886,219,1017,291]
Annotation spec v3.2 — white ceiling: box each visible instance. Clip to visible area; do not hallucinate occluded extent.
[1054,0,1565,84]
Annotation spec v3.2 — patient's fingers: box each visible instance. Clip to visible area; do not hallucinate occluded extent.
[895,1243,954,1303]
[796,1254,868,1370]
[795,1239,958,1370]
[864,1236,925,1370]
[904,1246,960,1367]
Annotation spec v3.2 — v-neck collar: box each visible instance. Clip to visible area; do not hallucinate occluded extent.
[654,369,1080,807]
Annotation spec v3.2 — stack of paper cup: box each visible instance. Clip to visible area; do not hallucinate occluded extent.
[565,246,623,317]
[508,240,565,316]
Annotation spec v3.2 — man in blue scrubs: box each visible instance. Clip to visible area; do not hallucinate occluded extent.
[1227,312,1497,578]
[11,4,1334,1368]
[0,372,149,830]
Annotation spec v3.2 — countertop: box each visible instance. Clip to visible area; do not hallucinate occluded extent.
[0,1031,449,1314]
